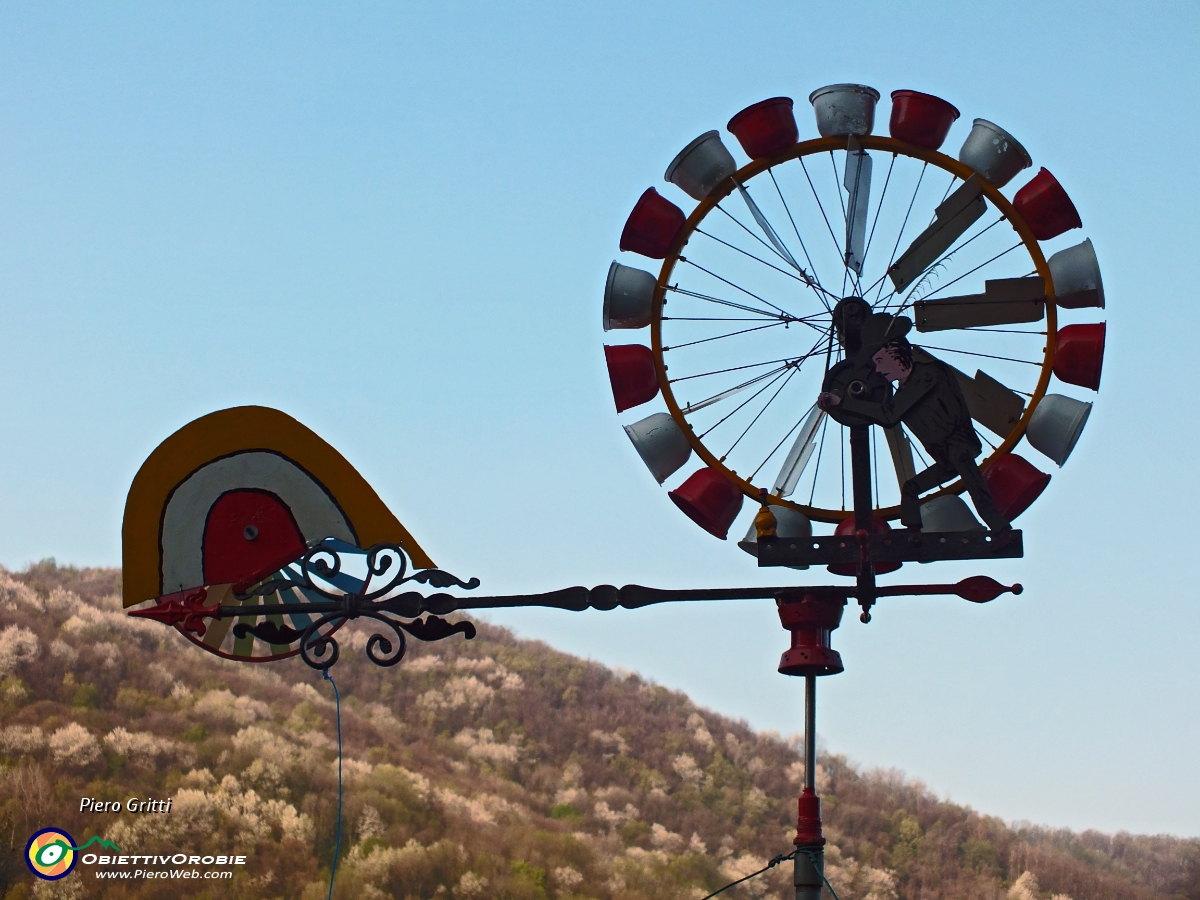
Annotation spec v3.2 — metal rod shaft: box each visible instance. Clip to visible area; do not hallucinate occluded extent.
[804,674,816,792]
[850,425,873,532]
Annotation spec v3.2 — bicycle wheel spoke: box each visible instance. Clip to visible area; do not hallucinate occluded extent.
[928,171,958,224]
[720,365,801,461]
[681,318,832,420]
[664,320,788,352]
[682,364,791,413]
[667,284,804,322]
[666,315,799,322]
[878,218,1008,314]
[911,436,931,470]
[822,327,836,377]
[714,201,802,276]
[829,151,855,298]
[749,405,809,482]
[903,241,1025,308]
[829,151,849,227]
[670,354,821,385]
[672,273,828,337]
[763,321,836,385]
[732,182,802,271]
[868,161,927,304]
[695,226,820,289]
[713,196,841,307]
[888,176,987,294]
[698,366,793,439]
[771,405,824,497]
[797,156,845,267]
[860,152,895,278]
[915,343,1042,366]
[960,327,1048,335]
[768,168,830,305]
[680,258,803,319]
[807,413,830,506]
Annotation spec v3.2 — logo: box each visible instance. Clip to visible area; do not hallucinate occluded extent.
[25,828,78,880]
[26,831,121,880]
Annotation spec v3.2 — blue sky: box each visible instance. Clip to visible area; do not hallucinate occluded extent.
[2,1,1198,836]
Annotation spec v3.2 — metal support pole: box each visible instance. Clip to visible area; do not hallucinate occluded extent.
[849,424,877,622]
[795,673,825,900]
[849,425,873,533]
[804,675,816,792]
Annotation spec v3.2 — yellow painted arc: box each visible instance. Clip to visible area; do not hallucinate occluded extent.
[122,405,435,607]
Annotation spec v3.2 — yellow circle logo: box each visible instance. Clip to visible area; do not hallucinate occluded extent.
[25,828,77,880]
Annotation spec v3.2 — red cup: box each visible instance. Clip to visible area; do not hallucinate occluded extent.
[669,467,744,539]
[727,97,798,160]
[1053,323,1105,390]
[889,90,960,150]
[619,188,685,259]
[1013,168,1082,241]
[604,344,659,412]
[984,454,1051,521]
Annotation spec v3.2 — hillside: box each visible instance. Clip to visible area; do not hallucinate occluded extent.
[1,562,1196,900]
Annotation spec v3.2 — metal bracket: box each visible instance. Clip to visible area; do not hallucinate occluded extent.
[756,528,1022,568]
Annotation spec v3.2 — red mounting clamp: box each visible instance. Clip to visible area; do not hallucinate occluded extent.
[794,786,826,847]
[776,591,847,677]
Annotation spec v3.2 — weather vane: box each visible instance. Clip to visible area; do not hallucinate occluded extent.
[125,83,1105,900]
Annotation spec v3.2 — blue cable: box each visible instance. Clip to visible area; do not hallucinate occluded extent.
[322,667,343,900]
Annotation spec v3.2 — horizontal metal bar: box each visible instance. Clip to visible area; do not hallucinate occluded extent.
[452,584,791,612]
[157,574,1021,624]
[756,529,1022,567]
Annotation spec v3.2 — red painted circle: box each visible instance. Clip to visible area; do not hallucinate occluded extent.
[202,490,306,585]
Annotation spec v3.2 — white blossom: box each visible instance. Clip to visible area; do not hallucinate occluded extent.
[673,753,704,785]
[92,641,121,668]
[592,800,638,827]
[356,805,385,843]
[0,625,39,676]
[49,640,78,665]
[194,689,271,725]
[48,724,101,767]
[103,727,193,768]
[552,866,583,889]
[452,871,488,898]
[454,728,521,768]
[589,729,630,756]
[650,822,684,852]
[417,675,495,711]
[0,570,43,612]
[405,654,442,673]
[46,588,81,614]
[434,788,525,825]
[719,855,770,899]
[0,725,46,755]
[686,714,715,749]
[335,757,374,780]
[1008,872,1039,900]
[231,726,300,766]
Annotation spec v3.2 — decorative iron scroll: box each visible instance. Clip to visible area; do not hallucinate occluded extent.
[130,540,480,670]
